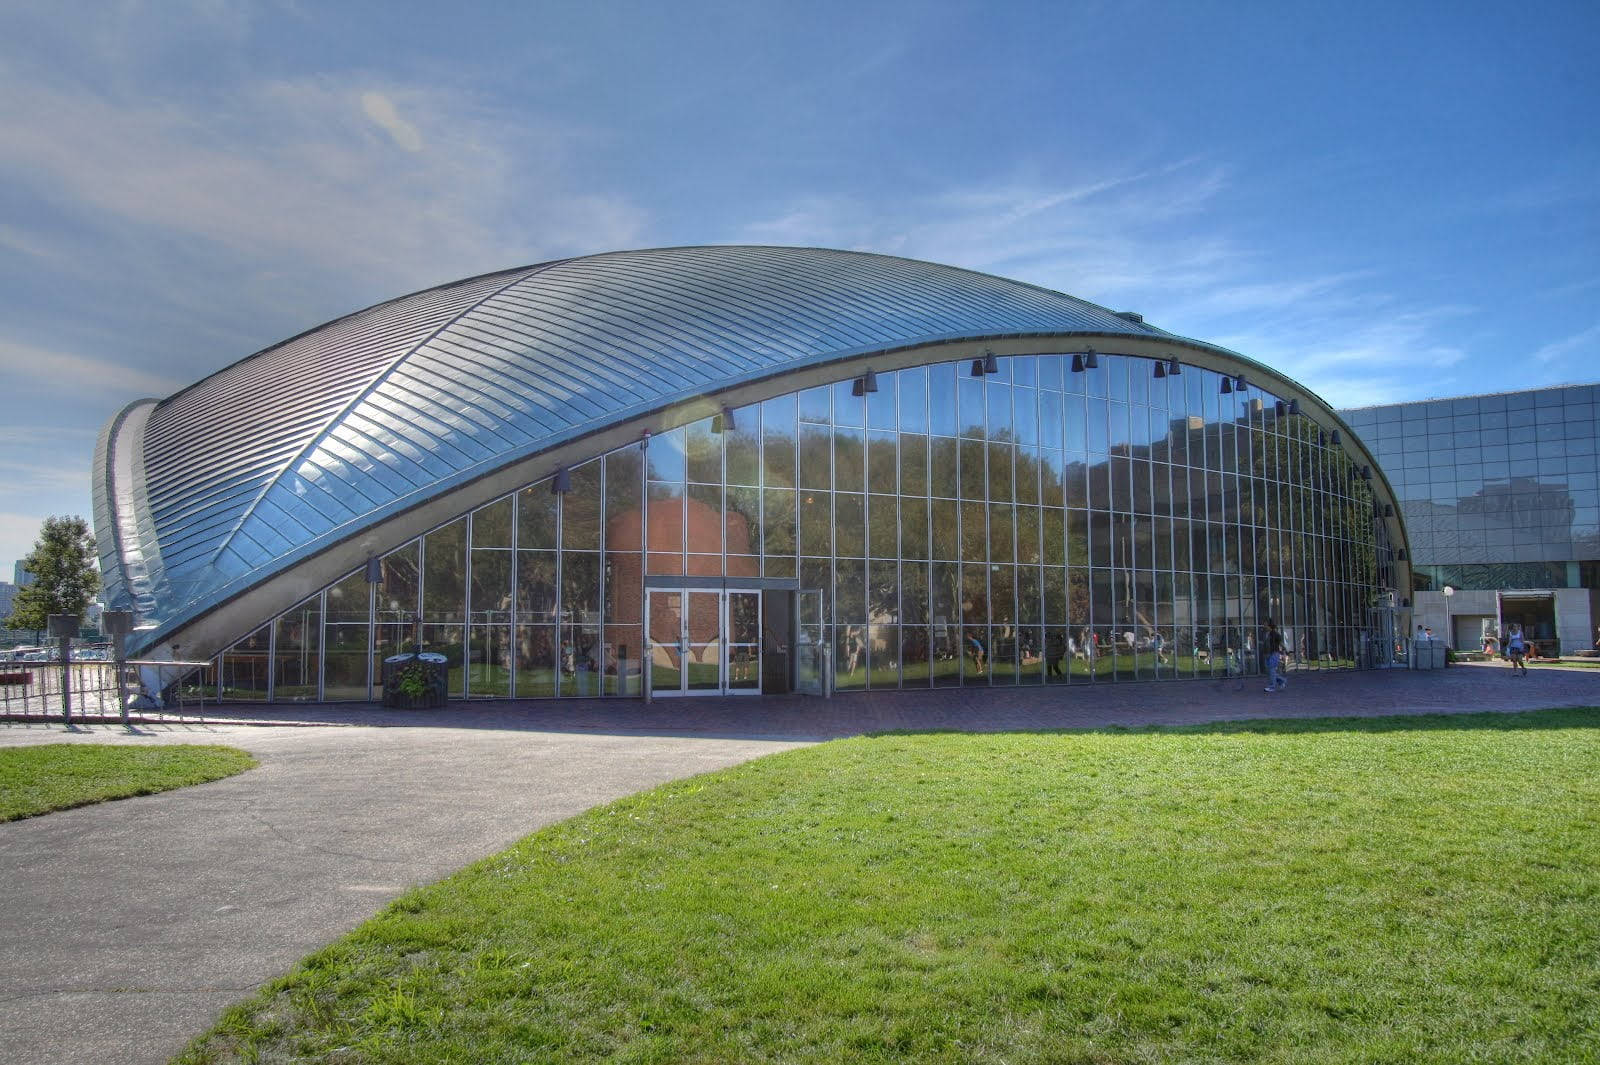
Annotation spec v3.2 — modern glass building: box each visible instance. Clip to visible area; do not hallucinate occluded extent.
[93,247,1408,703]
[1342,384,1600,655]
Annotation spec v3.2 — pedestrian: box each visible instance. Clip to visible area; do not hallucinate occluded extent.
[1262,618,1287,692]
[1045,630,1065,678]
[1505,624,1528,676]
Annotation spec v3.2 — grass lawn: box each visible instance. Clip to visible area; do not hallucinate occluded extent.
[0,743,257,822]
[179,710,1599,1064]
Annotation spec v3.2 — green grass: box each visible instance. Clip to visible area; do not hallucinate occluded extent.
[0,743,257,822]
[178,710,1600,1064]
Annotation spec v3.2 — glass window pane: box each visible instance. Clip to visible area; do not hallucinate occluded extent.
[472,497,513,549]
[835,427,864,493]
[423,520,466,624]
[929,363,959,437]
[273,596,321,702]
[517,481,559,550]
[763,395,798,487]
[647,426,687,482]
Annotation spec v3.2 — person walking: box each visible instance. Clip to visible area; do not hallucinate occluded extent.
[1505,623,1528,676]
[1262,618,1287,692]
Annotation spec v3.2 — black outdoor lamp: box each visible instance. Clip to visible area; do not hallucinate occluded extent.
[1166,356,1181,376]
[712,404,736,433]
[1288,399,1301,416]
[971,358,986,377]
[1071,353,1085,373]
[552,467,572,493]
[1084,347,1099,369]
[1153,358,1166,379]
[1330,429,1342,446]
[983,351,998,374]
[1234,374,1248,393]
[1220,374,1233,394]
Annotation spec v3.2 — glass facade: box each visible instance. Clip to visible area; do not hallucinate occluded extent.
[210,354,1393,701]
[1343,385,1600,583]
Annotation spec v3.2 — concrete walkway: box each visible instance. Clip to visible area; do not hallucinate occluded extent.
[1,662,1596,1065]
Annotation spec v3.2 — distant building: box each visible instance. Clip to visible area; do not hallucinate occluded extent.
[1342,384,1600,655]
[13,562,32,587]
[0,580,15,622]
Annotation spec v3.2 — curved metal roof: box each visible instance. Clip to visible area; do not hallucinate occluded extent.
[94,245,1333,649]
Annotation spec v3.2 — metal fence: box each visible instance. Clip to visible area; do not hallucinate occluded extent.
[0,658,215,723]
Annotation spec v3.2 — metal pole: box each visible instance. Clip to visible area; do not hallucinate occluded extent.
[58,635,72,725]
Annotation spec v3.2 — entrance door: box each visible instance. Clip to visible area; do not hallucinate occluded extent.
[646,588,762,696]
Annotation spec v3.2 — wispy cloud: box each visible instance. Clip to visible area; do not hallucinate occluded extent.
[360,91,424,152]
[735,158,1238,306]
[1531,323,1600,365]
[0,339,186,400]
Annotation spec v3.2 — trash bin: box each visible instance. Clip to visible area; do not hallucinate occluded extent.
[382,652,449,708]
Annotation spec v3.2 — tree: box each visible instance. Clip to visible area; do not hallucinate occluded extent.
[7,516,99,642]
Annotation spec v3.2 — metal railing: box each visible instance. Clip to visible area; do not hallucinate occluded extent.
[0,658,216,724]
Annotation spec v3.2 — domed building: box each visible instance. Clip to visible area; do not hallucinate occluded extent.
[93,246,1409,703]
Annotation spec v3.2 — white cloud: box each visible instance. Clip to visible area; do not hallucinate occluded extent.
[0,71,646,299]
[361,90,424,152]
[1531,323,1600,365]
[0,338,186,399]
[734,159,1238,307]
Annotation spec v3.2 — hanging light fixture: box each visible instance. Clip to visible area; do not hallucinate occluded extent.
[712,404,736,433]
[1384,503,1394,517]
[863,369,879,392]
[1220,374,1233,395]
[1362,465,1372,480]
[1288,399,1301,416]
[1153,359,1166,379]
[1071,352,1085,373]
[971,358,986,377]
[1397,549,1408,562]
[983,351,998,374]
[1274,400,1287,417]
[552,467,571,494]
[1167,356,1181,376]
[1330,429,1342,446]
[1084,348,1099,369]
[851,377,865,397]
[1234,374,1248,393]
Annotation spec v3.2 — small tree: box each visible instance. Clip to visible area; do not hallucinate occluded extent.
[7,516,99,643]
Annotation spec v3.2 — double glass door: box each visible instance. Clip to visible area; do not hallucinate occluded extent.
[647,588,760,696]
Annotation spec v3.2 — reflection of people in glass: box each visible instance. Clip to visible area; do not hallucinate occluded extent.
[844,625,864,674]
[966,632,986,674]
[1045,630,1065,676]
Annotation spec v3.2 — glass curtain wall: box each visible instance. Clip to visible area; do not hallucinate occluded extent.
[210,354,1382,700]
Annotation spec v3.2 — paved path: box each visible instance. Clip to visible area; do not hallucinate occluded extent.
[1,662,1596,1065]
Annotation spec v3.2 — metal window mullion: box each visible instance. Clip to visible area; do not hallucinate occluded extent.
[266,614,276,704]
[509,489,519,699]
[317,589,326,702]
[463,511,473,699]
[366,576,376,700]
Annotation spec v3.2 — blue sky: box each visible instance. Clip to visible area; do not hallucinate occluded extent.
[1,0,1596,578]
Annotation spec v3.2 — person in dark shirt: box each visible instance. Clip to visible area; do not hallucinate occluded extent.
[1262,618,1287,692]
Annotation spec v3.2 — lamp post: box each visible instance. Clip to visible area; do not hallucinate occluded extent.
[1442,585,1455,654]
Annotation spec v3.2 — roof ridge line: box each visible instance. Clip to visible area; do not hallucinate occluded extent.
[201,259,573,571]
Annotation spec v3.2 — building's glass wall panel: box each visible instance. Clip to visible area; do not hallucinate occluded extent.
[324,570,370,701]
[373,541,419,696]
[222,352,1386,701]
[272,594,321,701]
